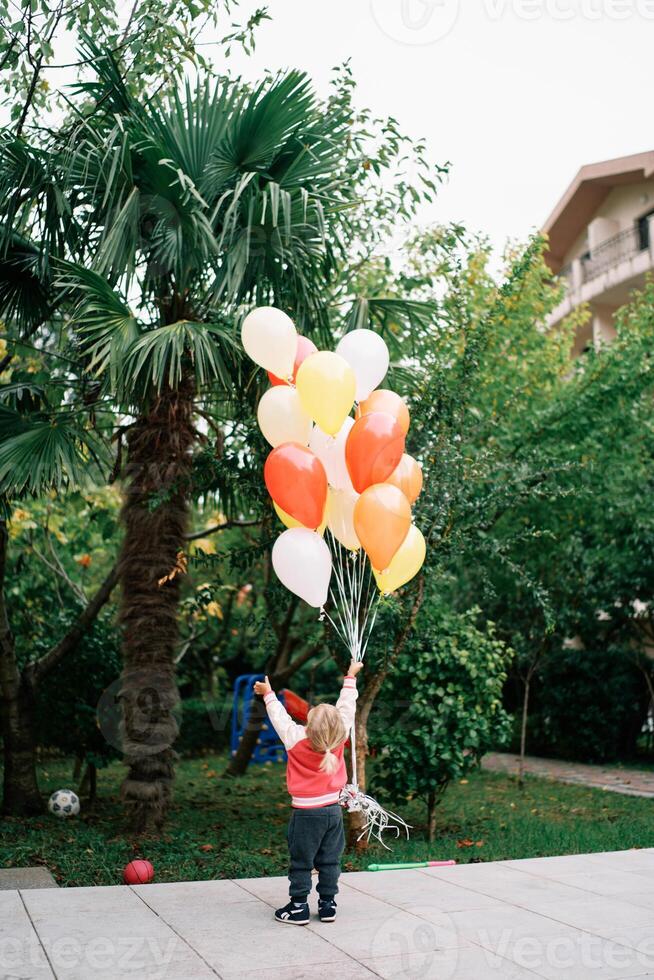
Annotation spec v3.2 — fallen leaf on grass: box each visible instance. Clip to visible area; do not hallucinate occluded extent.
[456,839,474,848]
[199,844,214,852]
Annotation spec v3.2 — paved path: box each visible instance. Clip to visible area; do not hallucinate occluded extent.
[4,849,654,978]
[483,752,654,799]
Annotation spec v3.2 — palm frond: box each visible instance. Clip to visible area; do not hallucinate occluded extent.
[207,72,316,187]
[345,297,440,356]
[0,229,52,331]
[68,32,136,116]
[126,321,236,395]
[53,259,141,389]
[0,410,105,496]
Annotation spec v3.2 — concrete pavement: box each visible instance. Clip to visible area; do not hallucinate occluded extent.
[4,849,654,978]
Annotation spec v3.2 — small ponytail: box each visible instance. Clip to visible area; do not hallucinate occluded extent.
[319,748,339,774]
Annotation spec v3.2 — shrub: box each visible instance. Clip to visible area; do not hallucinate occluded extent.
[33,615,121,770]
[176,698,232,756]
[517,644,648,763]
[372,606,512,840]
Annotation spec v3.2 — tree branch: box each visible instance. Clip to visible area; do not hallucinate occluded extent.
[358,575,425,716]
[184,519,260,541]
[279,638,325,681]
[25,562,119,687]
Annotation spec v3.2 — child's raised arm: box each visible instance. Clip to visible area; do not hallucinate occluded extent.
[335,661,362,733]
[254,676,306,750]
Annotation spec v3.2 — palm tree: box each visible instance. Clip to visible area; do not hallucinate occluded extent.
[0,40,356,830]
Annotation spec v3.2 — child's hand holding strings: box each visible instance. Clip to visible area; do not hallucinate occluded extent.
[254,676,272,697]
[347,661,363,677]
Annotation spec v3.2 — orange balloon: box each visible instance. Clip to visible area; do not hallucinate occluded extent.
[264,443,327,530]
[386,454,423,504]
[345,412,405,494]
[357,389,410,435]
[353,484,411,571]
[268,335,318,386]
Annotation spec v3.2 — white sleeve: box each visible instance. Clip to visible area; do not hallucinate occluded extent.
[335,676,358,733]
[263,693,306,750]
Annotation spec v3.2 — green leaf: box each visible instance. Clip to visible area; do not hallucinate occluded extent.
[53,259,141,391]
[125,320,236,395]
[0,411,104,496]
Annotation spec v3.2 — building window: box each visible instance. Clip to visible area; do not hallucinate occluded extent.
[637,208,654,251]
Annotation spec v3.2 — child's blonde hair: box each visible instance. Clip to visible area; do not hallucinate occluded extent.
[305,703,346,774]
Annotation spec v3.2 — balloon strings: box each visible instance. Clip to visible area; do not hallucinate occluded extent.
[324,532,379,664]
[321,533,409,847]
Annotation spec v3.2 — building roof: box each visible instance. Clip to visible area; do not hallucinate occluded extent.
[543,150,654,271]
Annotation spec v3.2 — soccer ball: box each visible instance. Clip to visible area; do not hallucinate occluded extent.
[48,789,80,818]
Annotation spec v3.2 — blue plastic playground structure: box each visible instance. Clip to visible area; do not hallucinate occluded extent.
[230,674,287,763]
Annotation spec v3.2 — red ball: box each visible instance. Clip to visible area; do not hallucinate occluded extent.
[123,859,154,885]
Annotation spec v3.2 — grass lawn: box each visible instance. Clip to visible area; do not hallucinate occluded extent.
[2,753,653,887]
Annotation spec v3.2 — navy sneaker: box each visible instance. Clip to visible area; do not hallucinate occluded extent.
[318,898,337,922]
[274,900,310,925]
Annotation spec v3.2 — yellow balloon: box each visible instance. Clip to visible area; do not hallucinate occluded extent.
[274,499,329,535]
[296,352,356,436]
[327,487,360,551]
[373,524,426,594]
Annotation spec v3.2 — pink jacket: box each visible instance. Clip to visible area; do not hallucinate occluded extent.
[264,677,358,808]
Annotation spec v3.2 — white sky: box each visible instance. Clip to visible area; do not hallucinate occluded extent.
[11,0,653,258]
[210,0,654,254]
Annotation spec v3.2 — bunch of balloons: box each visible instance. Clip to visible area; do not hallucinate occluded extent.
[241,306,426,611]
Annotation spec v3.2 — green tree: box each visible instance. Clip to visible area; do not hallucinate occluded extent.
[374,601,512,841]
[0,0,267,133]
[0,486,118,815]
[338,231,578,842]
[0,32,442,826]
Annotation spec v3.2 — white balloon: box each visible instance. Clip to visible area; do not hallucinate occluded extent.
[335,329,390,402]
[241,307,297,379]
[257,387,312,448]
[327,488,360,551]
[309,417,354,491]
[272,528,332,608]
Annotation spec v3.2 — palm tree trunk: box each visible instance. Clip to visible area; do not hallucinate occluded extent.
[0,519,42,815]
[118,383,194,833]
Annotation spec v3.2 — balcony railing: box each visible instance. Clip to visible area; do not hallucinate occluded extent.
[581,226,644,283]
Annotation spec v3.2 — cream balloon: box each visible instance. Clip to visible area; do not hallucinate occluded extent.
[373,524,426,594]
[327,488,360,551]
[241,307,297,380]
[336,329,390,402]
[257,387,312,448]
[273,499,329,535]
[272,527,332,608]
[295,352,356,436]
[309,417,354,491]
